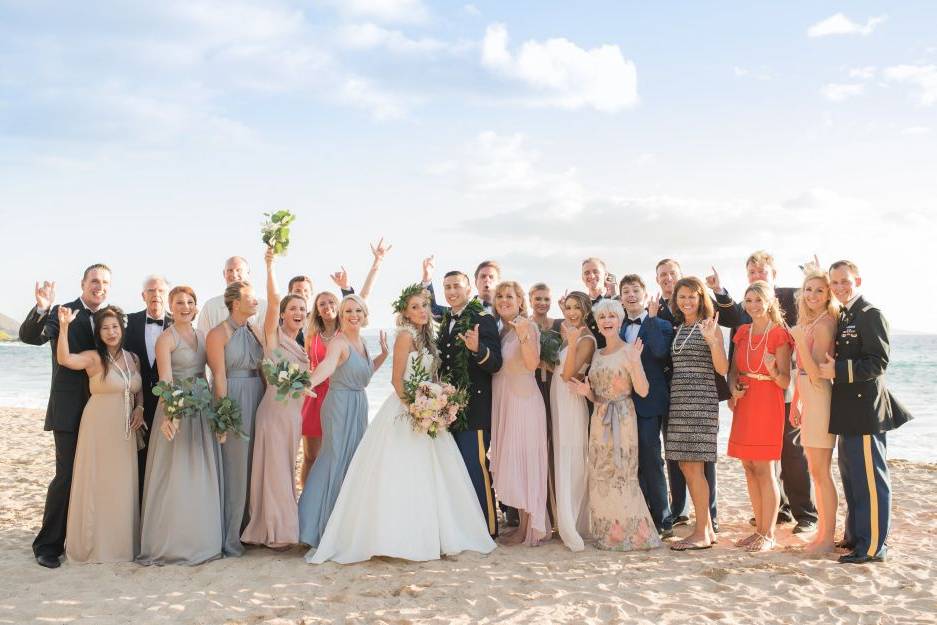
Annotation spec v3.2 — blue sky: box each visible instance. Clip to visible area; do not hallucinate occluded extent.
[1,1,934,330]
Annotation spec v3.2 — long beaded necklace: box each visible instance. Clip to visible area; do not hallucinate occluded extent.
[745,321,773,373]
[672,322,700,354]
[107,349,134,441]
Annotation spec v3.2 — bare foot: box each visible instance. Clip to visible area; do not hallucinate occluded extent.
[499,528,525,546]
[803,540,836,554]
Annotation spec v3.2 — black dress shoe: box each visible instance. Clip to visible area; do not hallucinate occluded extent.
[839,548,886,564]
[672,515,690,527]
[36,554,61,569]
[792,520,817,535]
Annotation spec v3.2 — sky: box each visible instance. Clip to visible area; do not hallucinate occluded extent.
[0,1,934,331]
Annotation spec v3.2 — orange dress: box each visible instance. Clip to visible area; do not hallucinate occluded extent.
[728,325,792,461]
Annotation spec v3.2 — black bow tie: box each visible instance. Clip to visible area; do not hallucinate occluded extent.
[146,317,164,326]
[624,317,643,327]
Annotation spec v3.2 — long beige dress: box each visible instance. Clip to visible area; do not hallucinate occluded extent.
[587,347,662,552]
[66,352,142,563]
[241,329,309,548]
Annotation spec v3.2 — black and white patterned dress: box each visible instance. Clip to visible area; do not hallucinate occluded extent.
[665,324,719,462]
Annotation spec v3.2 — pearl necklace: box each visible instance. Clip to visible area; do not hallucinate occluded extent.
[745,321,772,374]
[672,322,700,354]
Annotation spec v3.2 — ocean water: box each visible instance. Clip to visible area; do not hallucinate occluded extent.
[2,332,934,463]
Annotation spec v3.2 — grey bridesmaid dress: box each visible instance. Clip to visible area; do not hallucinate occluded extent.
[138,326,224,565]
[298,342,373,548]
[219,318,264,556]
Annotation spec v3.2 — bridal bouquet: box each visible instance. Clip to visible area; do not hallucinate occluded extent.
[402,352,469,438]
[261,352,312,402]
[152,377,213,421]
[261,210,296,255]
[211,396,248,442]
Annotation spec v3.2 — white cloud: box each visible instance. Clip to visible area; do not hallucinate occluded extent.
[463,4,480,16]
[339,76,411,120]
[323,0,429,24]
[848,66,876,80]
[884,64,937,106]
[481,23,638,113]
[336,22,469,54]
[807,13,887,38]
[821,83,865,102]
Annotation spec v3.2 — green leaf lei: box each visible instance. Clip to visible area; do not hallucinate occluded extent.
[438,298,484,431]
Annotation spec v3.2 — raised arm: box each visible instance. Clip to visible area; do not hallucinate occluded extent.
[471,314,503,374]
[420,255,447,321]
[359,237,392,300]
[263,247,280,349]
[700,314,729,376]
[561,325,595,382]
[624,339,650,398]
[508,318,540,372]
[206,326,229,399]
[55,307,99,372]
[371,330,390,372]
[20,281,58,344]
[391,331,412,399]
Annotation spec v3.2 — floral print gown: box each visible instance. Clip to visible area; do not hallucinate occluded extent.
[587,347,662,551]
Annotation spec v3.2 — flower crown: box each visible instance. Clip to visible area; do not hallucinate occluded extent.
[392,283,427,313]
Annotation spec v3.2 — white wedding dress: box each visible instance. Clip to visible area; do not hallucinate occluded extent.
[305,348,497,564]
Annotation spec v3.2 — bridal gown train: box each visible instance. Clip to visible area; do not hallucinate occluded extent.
[306,349,496,564]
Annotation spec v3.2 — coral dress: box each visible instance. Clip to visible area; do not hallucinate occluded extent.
[728,324,793,461]
[490,326,551,546]
[300,333,330,437]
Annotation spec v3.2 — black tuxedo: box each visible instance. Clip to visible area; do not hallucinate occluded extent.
[19,299,97,559]
[125,309,173,499]
[831,296,911,559]
[436,299,502,536]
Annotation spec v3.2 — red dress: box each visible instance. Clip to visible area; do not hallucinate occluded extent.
[300,334,331,438]
[728,324,793,461]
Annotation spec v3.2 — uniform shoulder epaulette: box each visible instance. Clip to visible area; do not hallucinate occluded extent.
[861,304,874,313]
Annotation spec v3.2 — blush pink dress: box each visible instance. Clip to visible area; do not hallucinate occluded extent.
[490,326,551,546]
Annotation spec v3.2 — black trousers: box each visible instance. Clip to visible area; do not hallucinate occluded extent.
[454,429,498,538]
[32,430,78,558]
[779,403,818,523]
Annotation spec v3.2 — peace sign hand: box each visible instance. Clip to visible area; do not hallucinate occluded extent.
[705,266,722,293]
[370,237,392,264]
[57,306,78,326]
[35,280,56,311]
[421,254,435,283]
[647,292,661,318]
[330,266,350,291]
[459,324,480,352]
[700,312,720,343]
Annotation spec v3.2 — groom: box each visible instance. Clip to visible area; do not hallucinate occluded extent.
[436,270,503,538]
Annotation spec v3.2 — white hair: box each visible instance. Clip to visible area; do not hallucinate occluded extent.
[592,298,625,321]
[225,256,250,272]
[141,274,170,291]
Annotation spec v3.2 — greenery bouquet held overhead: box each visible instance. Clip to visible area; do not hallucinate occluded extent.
[261,210,296,255]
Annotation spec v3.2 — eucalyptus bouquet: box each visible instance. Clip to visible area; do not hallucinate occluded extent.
[401,351,469,438]
[261,351,312,402]
[152,377,213,421]
[261,210,296,255]
[211,396,248,441]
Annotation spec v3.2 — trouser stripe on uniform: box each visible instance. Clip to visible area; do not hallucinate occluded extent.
[477,430,496,535]
[862,435,880,557]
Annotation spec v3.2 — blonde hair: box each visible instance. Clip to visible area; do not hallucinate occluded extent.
[337,294,369,330]
[395,289,437,358]
[306,291,340,339]
[796,270,837,325]
[744,280,785,327]
[746,250,776,271]
[528,282,550,295]
[494,281,528,318]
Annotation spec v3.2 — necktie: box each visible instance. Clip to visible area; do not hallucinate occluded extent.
[146,317,164,326]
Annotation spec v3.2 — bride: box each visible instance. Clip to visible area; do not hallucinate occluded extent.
[305,285,497,564]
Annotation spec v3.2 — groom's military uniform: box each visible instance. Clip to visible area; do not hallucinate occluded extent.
[437,298,502,537]
[830,295,911,563]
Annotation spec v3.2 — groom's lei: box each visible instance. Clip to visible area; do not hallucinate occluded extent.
[438,298,484,431]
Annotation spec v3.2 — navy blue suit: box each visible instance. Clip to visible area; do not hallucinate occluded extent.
[620,313,673,531]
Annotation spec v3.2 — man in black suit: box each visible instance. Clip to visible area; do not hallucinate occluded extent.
[820,260,911,563]
[19,264,111,569]
[655,258,739,532]
[124,275,172,497]
[721,251,818,533]
[436,270,503,537]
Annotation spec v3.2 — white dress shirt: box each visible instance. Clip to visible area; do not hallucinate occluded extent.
[196,294,267,335]
[144,315,164,367]
[623,311,647,344]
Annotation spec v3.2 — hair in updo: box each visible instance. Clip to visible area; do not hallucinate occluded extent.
[224,280,251,312]
[169,285,197,307]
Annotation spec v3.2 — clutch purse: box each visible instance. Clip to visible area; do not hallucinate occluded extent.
[135,428,146,451]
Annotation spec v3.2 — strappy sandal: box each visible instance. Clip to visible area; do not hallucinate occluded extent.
[746,534,777,553]
[735,532,760,548]
[670,538,713,551]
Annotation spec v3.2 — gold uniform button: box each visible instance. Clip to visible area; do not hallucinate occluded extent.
[858,393,862,398]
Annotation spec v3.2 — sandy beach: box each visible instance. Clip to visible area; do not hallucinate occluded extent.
[1,406,935,625]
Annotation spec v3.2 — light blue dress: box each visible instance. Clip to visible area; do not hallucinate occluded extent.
[298,343,373,548]
[220,318,264,557]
